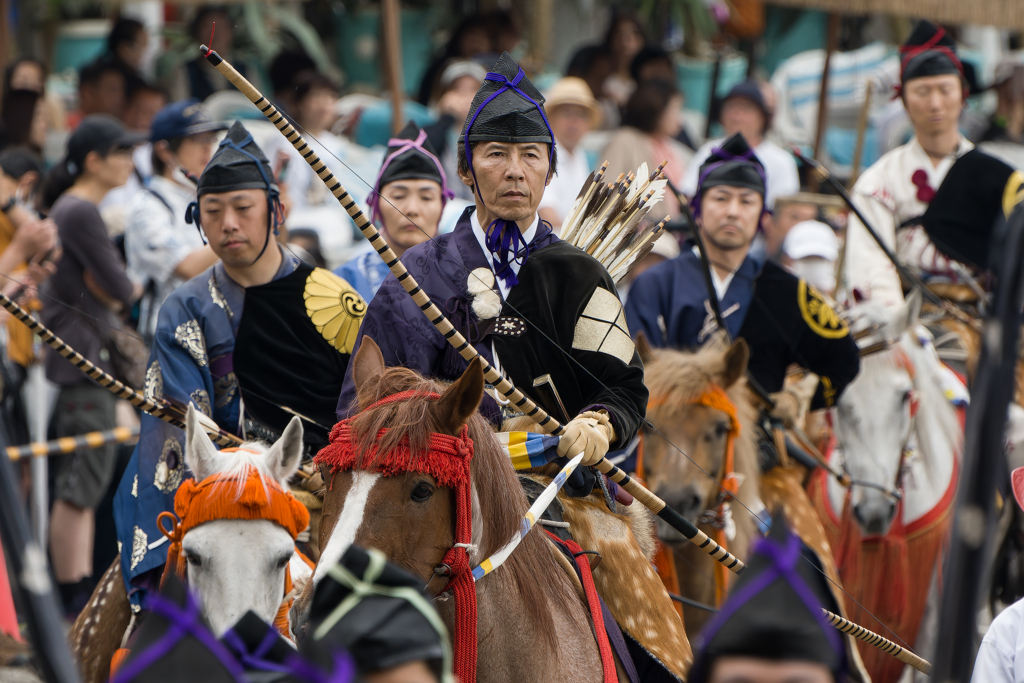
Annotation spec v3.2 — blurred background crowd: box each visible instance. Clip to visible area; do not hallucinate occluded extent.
[1,0,1024,627]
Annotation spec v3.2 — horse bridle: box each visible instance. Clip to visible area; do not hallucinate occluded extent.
[836,323,914,502]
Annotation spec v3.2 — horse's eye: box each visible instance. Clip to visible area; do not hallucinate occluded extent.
[276,555,291,570]
[411,482,434,503]
[714,423,730,439]
[184,550,202,568]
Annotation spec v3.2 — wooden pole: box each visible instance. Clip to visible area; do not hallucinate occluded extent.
[381,0,404,136]
[849,78,873,187]
[0,0,9,110]
[812,13,840,170]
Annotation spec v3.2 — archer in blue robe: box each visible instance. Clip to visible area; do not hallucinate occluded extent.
[113,252,363,609]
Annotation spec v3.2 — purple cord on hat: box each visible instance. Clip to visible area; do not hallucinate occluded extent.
[111,590,248,683]
[691,144,768,219]
[367,129,456,224]
[462,67,556,289]
[694,530,845,663]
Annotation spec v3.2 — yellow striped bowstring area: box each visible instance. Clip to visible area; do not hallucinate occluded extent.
[472,454,583,581]
[7,427,140,461]
[0,291,242,448]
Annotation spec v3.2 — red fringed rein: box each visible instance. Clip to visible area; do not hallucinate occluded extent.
[314,391,478,683]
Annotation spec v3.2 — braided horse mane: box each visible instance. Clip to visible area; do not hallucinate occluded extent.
[348,360,562,654]
[641,334,762,512]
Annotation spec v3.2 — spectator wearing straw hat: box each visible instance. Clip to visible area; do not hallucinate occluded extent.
[537,77,601,230]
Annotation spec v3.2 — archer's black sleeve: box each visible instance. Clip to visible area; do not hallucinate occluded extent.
[570,275,648,444]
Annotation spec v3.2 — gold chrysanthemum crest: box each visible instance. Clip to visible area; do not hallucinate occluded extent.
[303,268,367,354]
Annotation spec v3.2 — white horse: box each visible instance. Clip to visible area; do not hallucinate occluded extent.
[819,290,961,683]
[180,405,313,636]
[830,291,960,536]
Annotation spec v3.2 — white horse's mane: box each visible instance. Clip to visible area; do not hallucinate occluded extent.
[849,298,962,458]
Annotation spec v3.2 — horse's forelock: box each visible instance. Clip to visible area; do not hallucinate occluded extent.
[349,366,559,653]
[199,440,279,500]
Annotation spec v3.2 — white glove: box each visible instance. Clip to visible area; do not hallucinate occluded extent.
[557,410,616,466]
[769,373,819,428]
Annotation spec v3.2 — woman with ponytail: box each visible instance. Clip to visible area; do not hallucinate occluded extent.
[40,113,144,616]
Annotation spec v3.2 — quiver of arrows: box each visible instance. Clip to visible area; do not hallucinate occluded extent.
[560,160,672,283]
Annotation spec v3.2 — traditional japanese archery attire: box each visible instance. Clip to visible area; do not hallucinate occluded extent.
[114,121,366,609]
[337,52,647,449]
[334,122,454,302]
[688,518,847,683]
[843,21,1024,308]
[625,134,859,409]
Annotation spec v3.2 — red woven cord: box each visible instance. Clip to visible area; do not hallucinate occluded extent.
[444,473,477,683]
[545,530,618,683]
[315,404,477,681]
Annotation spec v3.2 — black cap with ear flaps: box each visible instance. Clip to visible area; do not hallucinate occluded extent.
[197,120,278,198]
[461,52,553,145]
[687,514,846,683]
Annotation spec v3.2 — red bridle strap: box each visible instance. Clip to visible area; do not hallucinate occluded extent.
[314,390,478,683]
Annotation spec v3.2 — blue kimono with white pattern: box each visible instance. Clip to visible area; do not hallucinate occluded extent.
[113,256,297,610]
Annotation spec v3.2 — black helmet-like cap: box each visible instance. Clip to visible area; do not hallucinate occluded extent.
[197,120,278,197]
[301,545,449,680]
[900,20,963,84]
[461,52,553,145]
[693,133,766,217]
[687,515,847,683]
[369,121,454,223]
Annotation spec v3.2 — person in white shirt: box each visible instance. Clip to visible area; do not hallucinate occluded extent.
[124,99,223,339]
[537,77,600,231]
[681,80,800,210]
[972,466,1024,683]
[843,21,974,309]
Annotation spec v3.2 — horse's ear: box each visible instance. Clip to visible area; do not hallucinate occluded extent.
[891,288,923,338]
[266,416,304,484]
[352,336,386,403]
[185,404,226,481]
[436,356,485,435]
[635,331,655,364]
[722,338,750,389]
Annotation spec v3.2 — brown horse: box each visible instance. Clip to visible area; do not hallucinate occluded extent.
[638,334,872,681]
[636,334,763,637]
[295,337,679,682]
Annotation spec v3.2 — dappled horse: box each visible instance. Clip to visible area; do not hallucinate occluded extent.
[295,337,690,682]
[811,291,961,683]
[69,406,314,682]
[637,334,872,681]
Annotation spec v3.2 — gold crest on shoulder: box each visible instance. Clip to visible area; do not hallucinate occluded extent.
[304,268,367,354]
[798,280,848,339]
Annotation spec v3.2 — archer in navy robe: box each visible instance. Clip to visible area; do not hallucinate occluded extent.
[625,247,859,409]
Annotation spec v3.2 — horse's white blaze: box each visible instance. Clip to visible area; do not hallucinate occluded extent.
[313,471,380,584]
